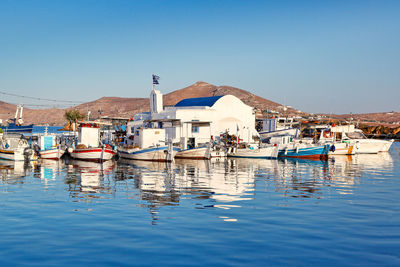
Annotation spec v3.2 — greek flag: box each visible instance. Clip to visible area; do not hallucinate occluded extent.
[152,74,160,85]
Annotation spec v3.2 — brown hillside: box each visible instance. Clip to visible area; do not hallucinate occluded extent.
[0,81,284,125]
[163,81,280,111]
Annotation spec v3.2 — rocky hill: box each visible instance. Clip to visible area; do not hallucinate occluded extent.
[0,81,283,125]
[328,112,400,125]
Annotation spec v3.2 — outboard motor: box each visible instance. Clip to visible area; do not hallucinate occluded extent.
[23,147,34,161]
[32,143,41,155]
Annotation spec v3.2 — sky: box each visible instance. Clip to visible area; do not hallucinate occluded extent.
[0,0,399,114]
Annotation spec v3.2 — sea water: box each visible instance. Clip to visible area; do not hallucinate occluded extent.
[0,141,399,265]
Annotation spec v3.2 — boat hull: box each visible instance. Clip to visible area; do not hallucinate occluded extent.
[0,148,32,161]
[175,147,210,160]
[70,147,116,161]
[278,144,330,160]
[118,146,179,162]
[228,146,279,159]
[329,142,356,155]
[0,149,25,161]
[354,139,394,154]
[0,124,34,133]
[40,148,65,160]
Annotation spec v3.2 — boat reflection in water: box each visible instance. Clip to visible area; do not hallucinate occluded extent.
[114,152,394,222]
[0,159,34,182]
[38,159,65,181]
[0,149,374,223]
[116,158,264,223]
[65,159,116,200]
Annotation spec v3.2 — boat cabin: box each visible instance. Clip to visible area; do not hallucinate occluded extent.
[78,122,100,148]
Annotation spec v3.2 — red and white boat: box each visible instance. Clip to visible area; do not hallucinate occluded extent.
[69,122,116,162]
[40,147,65,160]
[70,145,115,161]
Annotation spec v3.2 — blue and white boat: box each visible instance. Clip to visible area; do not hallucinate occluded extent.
[0,122,34,133]
[118,144,179,161]
[0,105,34,133]
[175,145,211,160]
[117,121,178,162]
[278,143,330,160]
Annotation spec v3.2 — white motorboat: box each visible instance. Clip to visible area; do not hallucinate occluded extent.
[332,125,393,154]
[0,134,35,161]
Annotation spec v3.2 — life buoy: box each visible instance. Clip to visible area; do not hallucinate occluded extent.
[324,131,333,138]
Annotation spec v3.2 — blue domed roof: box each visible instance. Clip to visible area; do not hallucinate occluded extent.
[174,96,224,107]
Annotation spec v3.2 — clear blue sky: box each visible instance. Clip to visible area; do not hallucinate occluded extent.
[0,0,399,114]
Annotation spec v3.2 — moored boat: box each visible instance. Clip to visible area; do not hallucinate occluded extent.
[318,128,357,155]
[118,144,178,161]
[69,122,116,162]
[117,126,177,162]
[227,143,280,159]
[175,146,211,160]
[40,147,65,160]
[0,105,34,133]
[330,125,393,154]
[0,134,35,161]
[278,144,330,160]
[70,145,115,161]
[36,129,66,160]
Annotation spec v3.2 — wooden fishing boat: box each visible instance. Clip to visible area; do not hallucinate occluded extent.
[69,122,116,162]
[278,144,330,160]
[227,144,280,159]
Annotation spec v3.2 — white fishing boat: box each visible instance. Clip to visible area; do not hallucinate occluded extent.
[35,128,66,160]
[227,144,280,159]
[318,128,357,155]
[0,133,35,161]
[40,147,65,160]
[118,125,178,162]
[175,145,211,159]
[69,122,116,162]
[174,126,212,159]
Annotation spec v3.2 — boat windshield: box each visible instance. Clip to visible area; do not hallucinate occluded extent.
[345,131,366,139]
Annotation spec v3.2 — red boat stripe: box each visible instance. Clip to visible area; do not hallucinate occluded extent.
[73,149,115,154]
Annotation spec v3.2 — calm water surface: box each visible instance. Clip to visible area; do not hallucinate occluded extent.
[0,142,399,265]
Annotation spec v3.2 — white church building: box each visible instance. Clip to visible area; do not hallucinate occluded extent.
[146,87,259,149]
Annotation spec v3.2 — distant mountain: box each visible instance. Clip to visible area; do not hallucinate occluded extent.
[327,112,400,125]
[0,82,285,125]
[1,82,398,126]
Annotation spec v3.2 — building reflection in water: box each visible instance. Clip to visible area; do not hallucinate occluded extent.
[64,159,116,201]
